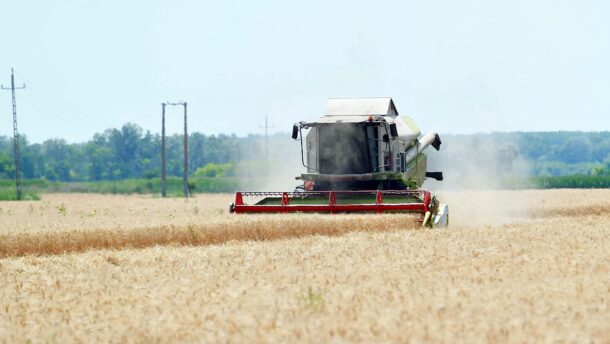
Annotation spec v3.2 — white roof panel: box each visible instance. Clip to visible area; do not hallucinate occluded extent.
[316,115,370,124]
[324,98,398,117]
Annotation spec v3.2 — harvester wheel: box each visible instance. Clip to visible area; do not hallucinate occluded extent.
[431,204,449,228]
[229,203,235,214]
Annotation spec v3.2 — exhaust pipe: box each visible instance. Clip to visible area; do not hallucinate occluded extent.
[404,132,442,163]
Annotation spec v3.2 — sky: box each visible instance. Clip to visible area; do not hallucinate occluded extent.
[0,0,608,143]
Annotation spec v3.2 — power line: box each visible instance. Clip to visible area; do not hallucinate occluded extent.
[12,71,228,136]
[14,73,116,125]
[19,97,103,128]
[1,68,26,200]
[14,71,152,125]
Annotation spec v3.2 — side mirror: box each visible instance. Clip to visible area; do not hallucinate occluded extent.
[291,125,299,140]
[389,123,398,138]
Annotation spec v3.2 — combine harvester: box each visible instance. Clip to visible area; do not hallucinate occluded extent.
[230,98,449,227]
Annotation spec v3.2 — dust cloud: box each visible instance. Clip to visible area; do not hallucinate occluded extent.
[233,132,305,192]
[233,131,534,227]
[426,134,533,226]
[234,125,371,193]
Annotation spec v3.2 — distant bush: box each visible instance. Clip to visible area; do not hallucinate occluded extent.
[193,163,236,178]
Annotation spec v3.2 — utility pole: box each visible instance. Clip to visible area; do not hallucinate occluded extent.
[1,68,26,201]
[161,103,167,197]
[259,115,275,163]
[160,101,189,198]
[182,102,189,198]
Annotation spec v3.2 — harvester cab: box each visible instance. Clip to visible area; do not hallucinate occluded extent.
[231,98,449,228]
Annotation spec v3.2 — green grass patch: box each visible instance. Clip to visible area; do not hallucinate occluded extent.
[0,180,42,201]
[503,175,610,189]
[2,173,606,199]
[0,176,263,197]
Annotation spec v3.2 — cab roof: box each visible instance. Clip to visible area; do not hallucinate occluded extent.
[324,97,399,117]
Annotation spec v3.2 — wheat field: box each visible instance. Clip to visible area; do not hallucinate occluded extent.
[0,190,609,343]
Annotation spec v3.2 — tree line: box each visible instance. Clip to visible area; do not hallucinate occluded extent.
[0,124,608,183]
[0,123,286,182]
[428,131,610,177]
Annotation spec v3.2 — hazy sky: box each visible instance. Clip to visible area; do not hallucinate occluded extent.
[1,0,608,143]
